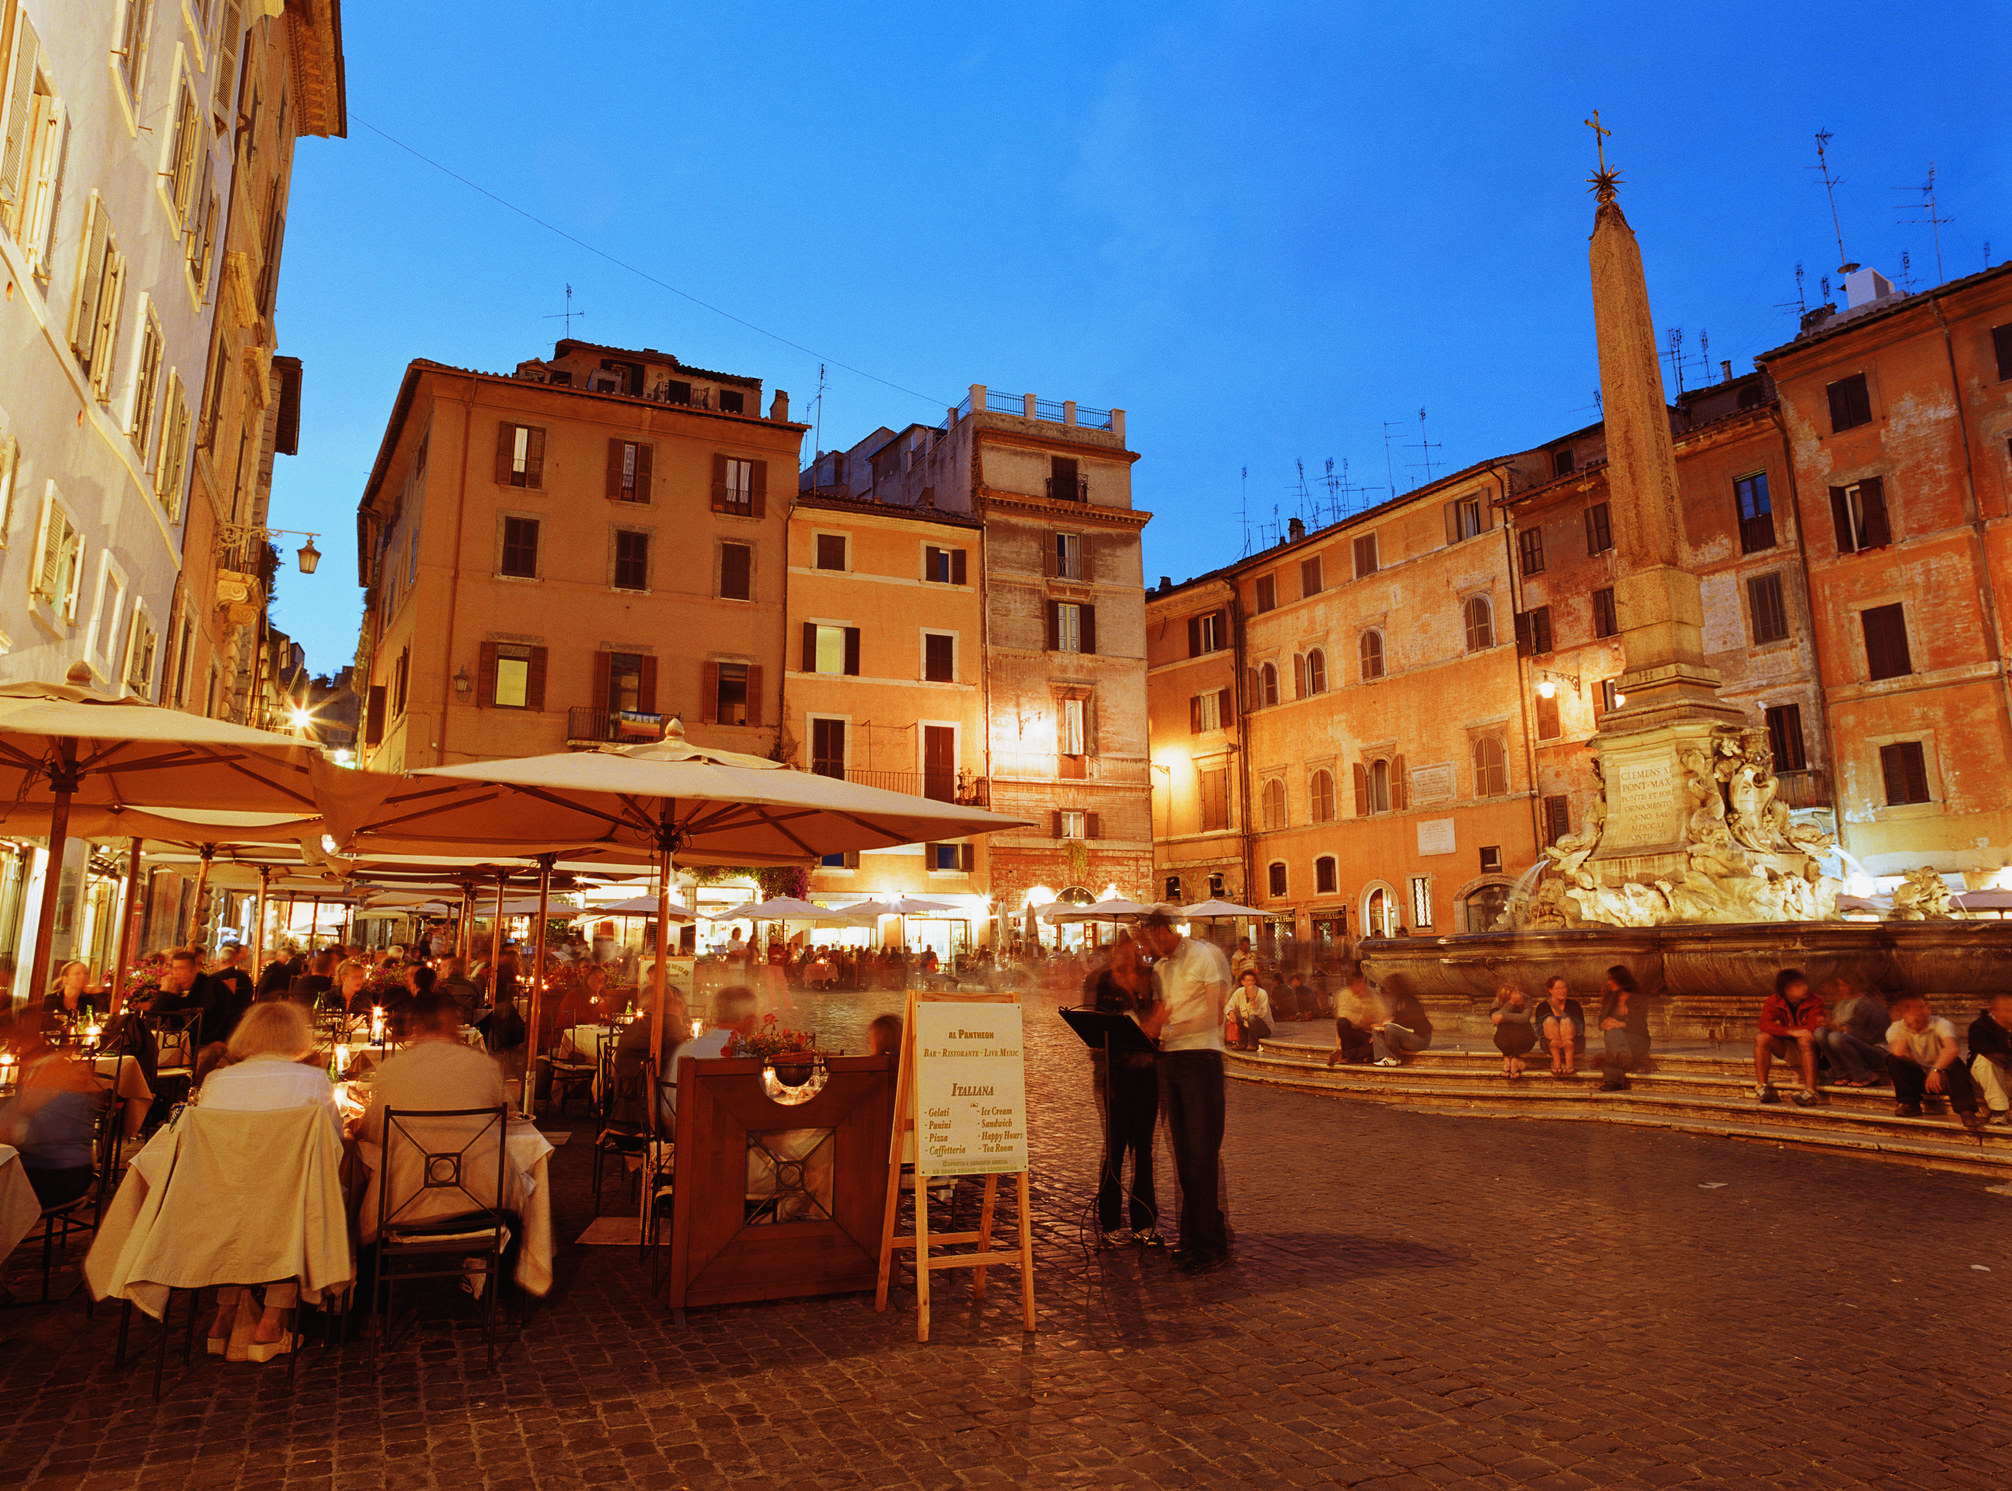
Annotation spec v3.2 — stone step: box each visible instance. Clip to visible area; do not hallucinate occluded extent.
[1225,1051,2012,1177]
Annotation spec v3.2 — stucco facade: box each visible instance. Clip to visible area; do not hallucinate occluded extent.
[352,340,804,771]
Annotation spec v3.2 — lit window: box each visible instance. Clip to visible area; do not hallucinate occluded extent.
[495,654,529,708]
[1060,810,1087,840]
[1062,697,1086,756]
[1056,602,1082,653]
[815,625,847,675]
[1409,875,1433,928]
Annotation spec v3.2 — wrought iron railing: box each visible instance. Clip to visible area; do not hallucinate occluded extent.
[1775,768,1831,809]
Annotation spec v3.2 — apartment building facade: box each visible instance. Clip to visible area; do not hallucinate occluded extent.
[352,340,804,771]
[787,493,989,947]
[805,386,1154,943]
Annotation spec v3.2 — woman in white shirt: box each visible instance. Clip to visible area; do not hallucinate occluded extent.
[1225,970,1273,1051]
[197,1000,340,1362]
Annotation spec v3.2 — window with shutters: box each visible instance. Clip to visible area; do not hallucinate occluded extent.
[719,541,752,600]
[126,607,156,698]
[1830,478,1892,553]
[815,533,847,571]
[1061,696,1086,757]
[0,434,18,543]
[391,645,409,717]
[212,1,244,123]
[1301,555,1323,597]
[1368,758,1391,814]
[1316,856,1338,895]
[1519,604,1553,656]
[154,373,189,518]
[1060,810,1088,840]
[1305,647,1326,694]
[1054,531,1082,580]
[1310,768,1335,823]
[254,182,284,316]
[609,439,652,502]
[1255,574,1276,612]
[1826,372,1873,433]
[808,624,858,677]
[1200,768,1229,832]
[1553,446,1575,476]
[1353,533,1378,578]
[1261,777,1286,831]
[1192,611,1224,654]
[1518,526,1545,577]
[1748,572,1790,644]
[163,81,200,227]
[1359,629,1385,680]
[129,311,163,463]
[1592,585,1618,639]
[500,517,539,578]
[1880,741,1930,806]
[184,183,216,296]
[4,34,66,281]
[1990,324,2012,382]
[1267,861,1287,898]
[1473,736,1507,797]
[1598,679,1622,714]
[498,423,544,488]
[1765,703,1808,773]
[923,545,967,584]
[607,652,646,713]
[1584,501,1613,555]
[1462,596,1494,652]
[1192,690,1223,733]
[115,0,152,107]
[1450,497,1485,542]
[810,718,846,778]
[70,198,125,398]
[1049,455,1084,503]
[924,632,954,683]
[613,529,650,591]
[1861,603,1912,681]
[715,662,750,726]
[1543,794,1571,845]
[1535,692,1561,739]
[1055,601,1083,654]
[31,487,82,620]
[1735,473,1775,553]
[86,557,127,672]
[1259,661,1278,706]
[493,645,532,709]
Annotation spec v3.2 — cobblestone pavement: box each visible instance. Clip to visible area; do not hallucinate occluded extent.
[3,988,2011,1489]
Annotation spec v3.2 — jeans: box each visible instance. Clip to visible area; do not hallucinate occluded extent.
[1818,1028,1887,1083]
[1372,1024,1428,1063]
[1093,1057,1159,1233]
[1889,1054,1978,1114]
[1333,1019,1375,1063]
[1158,1050,1228,1258]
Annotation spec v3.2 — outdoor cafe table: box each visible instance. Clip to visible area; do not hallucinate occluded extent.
[0,1144,41,1264]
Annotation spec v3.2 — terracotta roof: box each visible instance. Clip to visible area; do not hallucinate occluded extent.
[790,493,983,531]
[549,338,761,387]
[1756,259,2012,361]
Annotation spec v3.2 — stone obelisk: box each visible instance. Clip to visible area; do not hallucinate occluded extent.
[1582,141,1741,878]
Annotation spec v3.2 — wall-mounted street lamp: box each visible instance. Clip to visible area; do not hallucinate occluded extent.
[453,667,472,697]
[1535,668,1581,700]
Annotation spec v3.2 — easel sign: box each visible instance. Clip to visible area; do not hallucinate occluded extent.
[875,989,1036,1343]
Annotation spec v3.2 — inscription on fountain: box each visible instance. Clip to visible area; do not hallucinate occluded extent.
[1605,756,1679,847]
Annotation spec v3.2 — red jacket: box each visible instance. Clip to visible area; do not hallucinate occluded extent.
[1759,991,1827,1037]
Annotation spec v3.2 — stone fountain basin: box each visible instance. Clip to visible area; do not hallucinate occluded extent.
[1359,922,2012,1041]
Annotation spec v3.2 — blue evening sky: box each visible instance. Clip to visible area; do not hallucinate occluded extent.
[266,0,2007,674]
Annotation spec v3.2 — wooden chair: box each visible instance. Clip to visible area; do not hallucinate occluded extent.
[370,1104,512,1371]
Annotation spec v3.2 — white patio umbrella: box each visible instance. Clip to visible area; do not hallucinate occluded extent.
[327,721,1024,1115]
[1953,889,2012,914]
[709,896,868,924]
[1181,898,1265,919]
[1038,897,1154,923]
[572,895,697,922]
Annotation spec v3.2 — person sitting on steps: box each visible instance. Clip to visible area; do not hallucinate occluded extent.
[1887,992,1984,1131]
[1327,969,1379,1067]
[1490,982,1536,1080]
[1538,976,1584,1080]
[1754,967,1827,1107]
[1371,987,1432,1067]
[1225,970,1272,1052]
[1597,965,1652,1092]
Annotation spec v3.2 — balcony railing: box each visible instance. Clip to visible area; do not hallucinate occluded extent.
[1775,768,1832,809]
[566,707,665,746]
[815,766,988,807]
[1046,474,1089,503]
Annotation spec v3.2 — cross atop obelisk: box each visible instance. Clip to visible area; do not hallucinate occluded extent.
[1584,110,1621,203]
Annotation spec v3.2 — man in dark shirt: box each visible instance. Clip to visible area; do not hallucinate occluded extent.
[209,945,256,1039]
[1968,992,2012,1123]
[150,948,230,1055]
[255,943,303,999]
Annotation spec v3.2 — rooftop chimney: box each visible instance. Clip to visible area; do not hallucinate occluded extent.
[1288,516,1306,543]
[1841,267,1895,309]
[1159,575,1172,592]
[1720,359,1733,384]
[769,389,790,422]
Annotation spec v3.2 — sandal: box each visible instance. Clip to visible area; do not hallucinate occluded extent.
[244,1331,295,1364]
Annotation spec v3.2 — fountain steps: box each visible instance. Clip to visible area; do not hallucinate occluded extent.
[1228,1042,2012,1178]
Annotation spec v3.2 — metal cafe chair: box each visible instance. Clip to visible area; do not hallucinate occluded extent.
[149,1007,203,1087]
[28,1086,124,1304]
[590,1047,653,1216]
[545,1031,598,1117]
[371,1105,513,1371]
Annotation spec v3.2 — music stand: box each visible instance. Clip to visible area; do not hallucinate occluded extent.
[1058,1007,1158,1235]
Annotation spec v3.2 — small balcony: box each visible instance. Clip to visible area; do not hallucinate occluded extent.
[814,766,989,807]
[1046,474,1089,503]
[1775,768,1832,809]
[566,707,665,746]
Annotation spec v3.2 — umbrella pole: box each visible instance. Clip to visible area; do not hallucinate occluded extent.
[522,854,555,1119]
[254,865,271,986]
[650,838,671,1129]
[109,837,143,1017]
[308,896,321,950]
[457,882,473,961]
[488,872,507,991]
[184,844,214,950]
[26,741,79,1008]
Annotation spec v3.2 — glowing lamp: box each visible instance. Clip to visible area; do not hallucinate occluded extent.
[1537,678,1557,699]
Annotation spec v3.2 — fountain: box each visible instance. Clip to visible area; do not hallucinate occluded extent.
[1360,146,2009,1041]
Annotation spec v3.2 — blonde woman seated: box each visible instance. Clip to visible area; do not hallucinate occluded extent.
[196,1000,341,1363]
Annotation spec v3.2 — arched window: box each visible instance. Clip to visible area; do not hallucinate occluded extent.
[1463,596,1494,652]
[1262,777,1286,831]
[1267,861,1288,898]
[1164,875,1182,903]
[1310,768,1336,823]
[1360,629,1385,681]
[1462,883,1509,933]
[1306,648,1326,695]
[1365,885,1395,937]
[1315,855,1338,895]
[1473,736,1507,796]
[1260,661,1279,707]
[1369,758,1391,814]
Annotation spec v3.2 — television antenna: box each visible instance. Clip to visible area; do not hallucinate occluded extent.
[1407,408,1442,484]
[1774,262,1808,320]
[1809,131,1858,274]
[1240,466,1250,556]
[1381,420,1403,498]
[544,283,586,336]
[1894,162,1952,284]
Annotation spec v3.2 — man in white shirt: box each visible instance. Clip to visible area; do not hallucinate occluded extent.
[661,985,761,1127]
[1886,993,1983,1129]
[1138,911,1232,1272]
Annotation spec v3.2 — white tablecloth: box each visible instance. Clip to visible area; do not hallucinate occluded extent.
[0,1144,42,1263]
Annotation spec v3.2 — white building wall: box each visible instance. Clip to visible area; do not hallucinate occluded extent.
[0,0,241,688]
